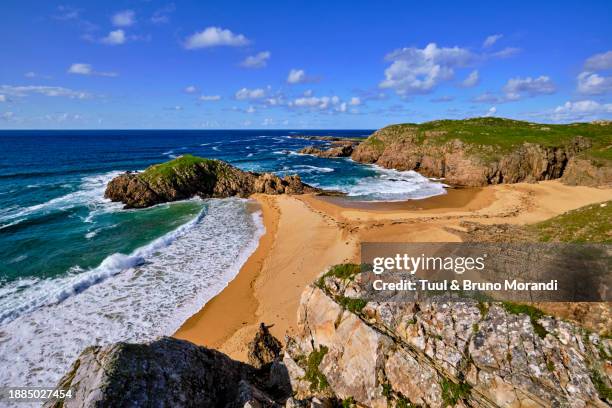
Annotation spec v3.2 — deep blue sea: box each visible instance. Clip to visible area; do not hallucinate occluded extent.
[0,130,445,388]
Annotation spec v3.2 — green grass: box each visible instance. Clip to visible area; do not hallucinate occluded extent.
[590,368,612,402]
[532,201,611,243]
[336,296,368,314]
[316,263,361,288]
[303,346,330,392]
[440,378,471,406]
[501,302,548,339]
[372,117,612,162]
[138,154,217,184]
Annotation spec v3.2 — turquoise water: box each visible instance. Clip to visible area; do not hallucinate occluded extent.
[0,130,445,388]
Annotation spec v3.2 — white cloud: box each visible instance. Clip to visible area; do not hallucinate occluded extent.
[184,27,249,49]
[246,106,256,113]
[0,95,6,102]
[461,70,480,87]
[379,43,475,95]
[549,100,612,121]
[241,51,271,68]
[199,95,221,101]
[491,47,521,59]
[290,95,341,110]
[584,51,612,71]
[101,29,126,45]
[484,106,497,116]
[112,10,135,27]
[303,89,313,97]
[184,85,198,94]
[1,112,14,120]
[502,76,556,100]
[349,97,361,106]
[235,87,266,100]
[68,63,117,77]
[577,71,612,95]
[0,85,91,99]
[483,34,503,48]
[287,69,306,84]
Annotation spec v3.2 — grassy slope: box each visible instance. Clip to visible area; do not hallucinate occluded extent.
[138,154,216,184]
[365,117,612,162]
[531,201,611,243]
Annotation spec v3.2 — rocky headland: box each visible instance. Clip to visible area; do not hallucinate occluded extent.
[343,117,611,187]
[104,154,324,208]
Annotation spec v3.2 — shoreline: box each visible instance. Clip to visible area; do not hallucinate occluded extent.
[174,181,612,361]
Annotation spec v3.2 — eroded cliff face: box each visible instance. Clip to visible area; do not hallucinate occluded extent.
[284,271,612,407]
[350,126,601,186]
[104,155,322,208]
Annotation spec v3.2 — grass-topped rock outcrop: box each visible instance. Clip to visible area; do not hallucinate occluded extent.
[105,154,322,208]
[351,117,612,187]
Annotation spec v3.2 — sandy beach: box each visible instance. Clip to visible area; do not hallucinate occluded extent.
[174,181,612,361]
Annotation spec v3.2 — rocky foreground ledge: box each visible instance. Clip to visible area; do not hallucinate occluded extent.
[50,265,611,407]
[105,154,324,208]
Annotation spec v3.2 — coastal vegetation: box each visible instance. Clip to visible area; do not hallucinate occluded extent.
[532,201,611,242]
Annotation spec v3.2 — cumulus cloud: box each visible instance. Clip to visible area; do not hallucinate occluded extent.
[112,10,135,27]
[379,43,475,95]
[287,69,307,84]
[349,97,361,106]
[483,34,503,48]
[461,70,480,87]
[584,51,612,71]
[101,29,126,45]
[184,85,198,94]
[577,71,612,94]
[548,100,612,121]
[0,85,91,99]
[241,51,271,68]
[484,106,497,116]
[199,95,221,101]
[502,76,556,100]
[68,63,117,77]
[184,27,249,49]
[235,87,266,100]
[0,95,6,102]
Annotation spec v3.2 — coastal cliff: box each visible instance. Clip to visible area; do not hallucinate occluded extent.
[52,266,612,407]
[350,118,612,187]
[105,154,322,208]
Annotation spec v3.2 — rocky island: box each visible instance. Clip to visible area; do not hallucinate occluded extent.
[105,154,324,208]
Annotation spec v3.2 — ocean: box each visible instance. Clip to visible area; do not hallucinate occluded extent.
[0,130,446,388]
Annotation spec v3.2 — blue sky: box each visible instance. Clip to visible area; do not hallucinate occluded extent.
[1,0,611,129]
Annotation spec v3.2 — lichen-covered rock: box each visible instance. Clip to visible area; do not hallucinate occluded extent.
[105,155,323,208]
[286,272,612,407]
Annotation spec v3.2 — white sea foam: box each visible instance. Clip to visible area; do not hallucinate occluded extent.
[0,171,123,226]
[277,165,334,175]
[0,198,264,388]
[327,164,447,201]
